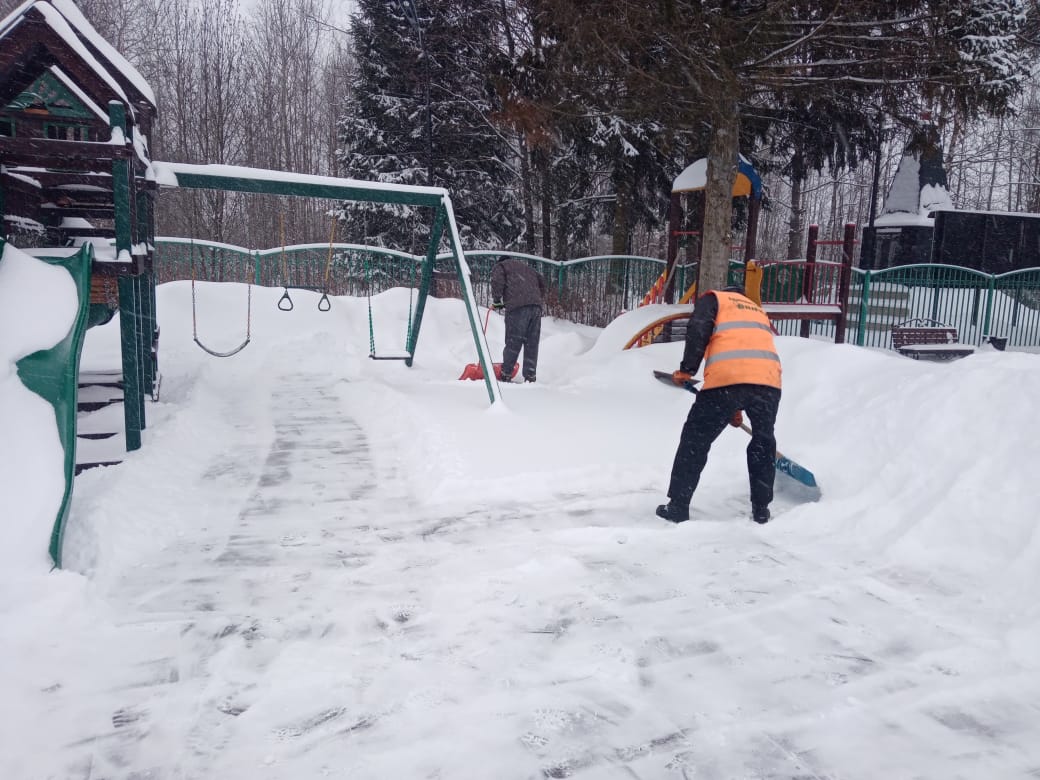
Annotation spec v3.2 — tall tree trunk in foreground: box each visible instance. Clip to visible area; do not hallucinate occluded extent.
[699,101,739,292]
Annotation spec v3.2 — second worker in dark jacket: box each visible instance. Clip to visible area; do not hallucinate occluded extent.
[491,258,546,383]
[657,287,782,525]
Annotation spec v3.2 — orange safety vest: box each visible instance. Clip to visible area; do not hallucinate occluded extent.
[702,291,782,390]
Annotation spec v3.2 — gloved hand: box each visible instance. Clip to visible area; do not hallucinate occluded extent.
[491,300,505,312]
[729,410,744,428]
[671,370,693,387]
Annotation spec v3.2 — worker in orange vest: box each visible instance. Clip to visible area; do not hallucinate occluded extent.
[657,285,782,524]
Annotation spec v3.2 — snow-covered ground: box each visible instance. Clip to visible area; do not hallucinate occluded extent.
[3,280,1040,779]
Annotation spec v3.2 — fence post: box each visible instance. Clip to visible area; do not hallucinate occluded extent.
[834,222,856,344]
[982,273,996,340]
[802,224,818,338]
[857,269,871,347]
[254,251,262,285]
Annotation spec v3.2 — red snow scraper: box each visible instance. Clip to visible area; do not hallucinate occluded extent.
[459,307,518,381]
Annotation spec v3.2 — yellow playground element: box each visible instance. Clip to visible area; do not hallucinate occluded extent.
[627,261,763,349]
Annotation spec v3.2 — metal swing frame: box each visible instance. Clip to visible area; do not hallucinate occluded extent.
[151,161,502,404]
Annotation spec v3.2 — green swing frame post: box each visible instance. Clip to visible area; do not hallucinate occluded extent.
[150,162,501,404]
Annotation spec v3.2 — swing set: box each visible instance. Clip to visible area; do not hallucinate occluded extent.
[274,213,338,314]
[190,239,252,357]
[153,161,502,404]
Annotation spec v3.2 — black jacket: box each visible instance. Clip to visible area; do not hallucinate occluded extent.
[491,259,546,311]
[679,293,719,374]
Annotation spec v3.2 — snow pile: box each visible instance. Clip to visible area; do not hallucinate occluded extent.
[0,242,78,574]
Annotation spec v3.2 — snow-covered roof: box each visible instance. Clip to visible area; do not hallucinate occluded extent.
[672,155,761,197]
[930,208,1040,220]
[0,0,33,37]
[0,1,156,121]
[876,154,955,228]
[48,0,154,106]
[49,65,108,121]
[0,3,131,109]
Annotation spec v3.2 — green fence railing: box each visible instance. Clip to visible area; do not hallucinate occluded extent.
[784,263,1040,349]
[155,239,1040,348]
[155,239,682,328]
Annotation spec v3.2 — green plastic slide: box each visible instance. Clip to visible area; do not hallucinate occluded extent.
[6,240,93,567]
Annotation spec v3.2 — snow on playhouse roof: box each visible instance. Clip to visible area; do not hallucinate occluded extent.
[0,1,154,111]
[874,153,955,228]
[47,0,154,106]
[0,3,129,108]
[48,64,109,121]
[672,155,762,197]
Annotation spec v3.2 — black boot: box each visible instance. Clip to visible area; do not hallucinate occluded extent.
[656,501,690,523]
[752,505,770,524]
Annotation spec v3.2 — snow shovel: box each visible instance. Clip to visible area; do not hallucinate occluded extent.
[652,369,821,502]
[459,308,518,381]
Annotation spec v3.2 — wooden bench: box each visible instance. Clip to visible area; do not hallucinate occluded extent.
[891,319,975,360]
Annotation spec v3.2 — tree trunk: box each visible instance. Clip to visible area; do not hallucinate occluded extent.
[786,169,804,260]
[611,184,628,255]
[699,105,739,293]
[608,178,630,295]
[535,148,552,258]
[520,133,536,253]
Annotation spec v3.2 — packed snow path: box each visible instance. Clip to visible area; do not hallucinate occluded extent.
[8,286,1040,779]
[54,380,1040,778]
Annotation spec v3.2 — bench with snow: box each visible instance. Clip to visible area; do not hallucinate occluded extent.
[890,319,975,360]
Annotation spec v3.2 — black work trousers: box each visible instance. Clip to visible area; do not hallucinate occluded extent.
[667,383,781,509]
[502,304,542,380]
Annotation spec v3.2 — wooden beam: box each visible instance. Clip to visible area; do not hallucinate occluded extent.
[21,171,114,187]
[0,137,132,166]
[41,204,115,218]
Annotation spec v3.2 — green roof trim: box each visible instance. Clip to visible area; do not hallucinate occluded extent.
[7,70,95,119]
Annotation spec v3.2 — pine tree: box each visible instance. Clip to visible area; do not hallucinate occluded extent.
[338,0,522,252]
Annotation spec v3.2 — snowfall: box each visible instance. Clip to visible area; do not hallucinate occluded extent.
[3,242,1040,780]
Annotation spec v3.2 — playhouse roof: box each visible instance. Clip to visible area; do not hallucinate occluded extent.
[672,155,762,198]
[874,148,954,228]
[0,0,154,112]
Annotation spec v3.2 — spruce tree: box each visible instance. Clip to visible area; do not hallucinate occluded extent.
[338,0,522,252]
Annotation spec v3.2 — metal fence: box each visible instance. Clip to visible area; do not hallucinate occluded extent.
[154,239,1040,348]
[786,263,1040,349]
[154,239,686,328]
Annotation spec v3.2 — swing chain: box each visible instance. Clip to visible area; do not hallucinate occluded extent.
[277,212,294,311]
[318,214,337,312]
[190,239,253,358]
[366,252,377,357]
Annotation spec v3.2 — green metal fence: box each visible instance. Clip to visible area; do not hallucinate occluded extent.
[155,239,1040,348]
[154,237,423,296]
[155,239,680,328]
[784,263,1040,349]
